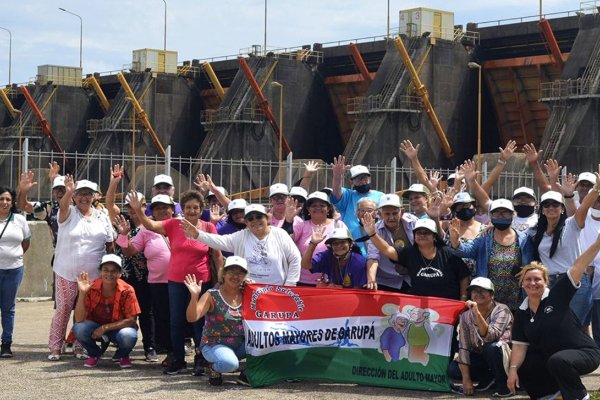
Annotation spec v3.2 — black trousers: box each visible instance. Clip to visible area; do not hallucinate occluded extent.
[127,278,155,352]
[149,283,171,351]
[519,346,600,400]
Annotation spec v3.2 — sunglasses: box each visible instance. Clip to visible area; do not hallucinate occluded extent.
[245,213,266,222]
[542,202,562,208]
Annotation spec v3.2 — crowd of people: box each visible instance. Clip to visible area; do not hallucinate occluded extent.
[1,141,600,399]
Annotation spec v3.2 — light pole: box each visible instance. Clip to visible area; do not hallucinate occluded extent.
[14,109,22,177]
[270,81,283,164]
[468,62,482,173]
[58,7,83,69]
[126,97,136,190]
[161,0,167,51]
[0,26,11,85]
[264,0,267,55]
[387,0,390,38]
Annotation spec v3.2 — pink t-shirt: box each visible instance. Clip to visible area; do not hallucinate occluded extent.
[130,227,171,284]
[162,218,215,283]
[294,219,348,284]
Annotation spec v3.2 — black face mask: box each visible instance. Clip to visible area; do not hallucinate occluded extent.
[514,205,535,218]
[354,184,371,194]
[455,208,476,221]
[491,218,512,231]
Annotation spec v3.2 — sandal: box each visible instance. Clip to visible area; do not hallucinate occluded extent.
[47,352,61,361]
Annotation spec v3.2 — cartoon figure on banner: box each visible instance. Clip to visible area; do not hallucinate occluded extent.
[380,311,409,362]
[406,306,433,366]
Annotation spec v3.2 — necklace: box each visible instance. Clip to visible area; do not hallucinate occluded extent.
[420,252,436,268]
[529,308,536,323]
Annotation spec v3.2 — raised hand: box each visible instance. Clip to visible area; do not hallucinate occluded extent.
[523,143,542,164]
[360,212,377,236]
[209,204,224,224]
[76,271,93,293]
[427,170,441,191]
[18,171,38,193]
[441,187,456,211]
[113,214,131,235]
[558,173,577,197]
[449,218,461,247]
[499,140,517,162]
[460,160,478,182]
[48,161,61,181]
[399,140,419,160]
[331,155,348,178]
[64,174,75,193]
[311,225,327,244]
[284,197,299,221]
[183,273,203,297]
[193,174,210,194]
[426,195,443,219]
[180,218,200,239]
[303,160,320,174]
[544,159,561,184]
[110,164,124,184]
[126,190,143,211]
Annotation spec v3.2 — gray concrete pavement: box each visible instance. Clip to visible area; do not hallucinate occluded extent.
[3,300,599,400]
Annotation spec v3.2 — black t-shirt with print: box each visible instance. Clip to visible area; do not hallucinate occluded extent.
[512,274,598,356]
[394,245,469,300]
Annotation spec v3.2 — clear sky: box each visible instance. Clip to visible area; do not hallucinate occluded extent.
[0,0,588,85]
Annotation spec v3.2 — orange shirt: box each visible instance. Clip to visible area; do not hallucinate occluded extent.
[84,278,141,324]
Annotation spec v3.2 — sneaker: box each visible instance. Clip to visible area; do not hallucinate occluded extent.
[450,384,465,395]
[207,365,223,386]
[163,360,187,375]
[145,348,159,362]
[0,342,13,358]
[236,371,250,387]
[184,339,193,355]
[475,377,496,391]
[492,389,514,398]
[192,353,206,376]
[73,348,88,360]
[119,356,133,368]
[84,356,99,368]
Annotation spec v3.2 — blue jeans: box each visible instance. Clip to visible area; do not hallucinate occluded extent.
[201,342,246,373]
[0,266,24,343]
[549,272,593,326]
[168,281,211,364]
[73,320,138,358]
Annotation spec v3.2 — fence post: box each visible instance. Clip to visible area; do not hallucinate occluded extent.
[390,157,397,193]
[165,145,171,175]
[22,138,29,175]
[286,152,293,188]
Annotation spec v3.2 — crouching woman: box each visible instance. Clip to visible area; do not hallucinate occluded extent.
[73,254,141,368]
[185,256,248,386]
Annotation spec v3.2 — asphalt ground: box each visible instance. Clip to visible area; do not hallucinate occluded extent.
[3,300,600,400]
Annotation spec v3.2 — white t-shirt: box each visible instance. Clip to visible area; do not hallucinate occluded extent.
[244,232,289,285]
[512,213,538,232]
[0,213,31,270]
[53,205,114,281]
[582,212,600,299]
[537,216,581,275]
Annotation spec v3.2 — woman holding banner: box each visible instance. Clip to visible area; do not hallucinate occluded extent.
[184,256,248,386]
[507,232,600,400]
[362,215,470,301]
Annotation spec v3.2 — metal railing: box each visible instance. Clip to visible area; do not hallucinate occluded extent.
[346,94,422,115]
[3,149,539,208]
[539,78,600,100]
[200,106,265,127]
[477,9,584,27]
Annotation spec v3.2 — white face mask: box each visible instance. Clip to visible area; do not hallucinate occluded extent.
[591,208,600,218]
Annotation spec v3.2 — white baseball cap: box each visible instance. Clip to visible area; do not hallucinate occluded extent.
[227,198,248,213]
[150,194,175,207]
[489,198,515,213]
[224,256,248,271]
[289,186,308,201]
[153,174,174,187]
[540,190,564,205]
[207,186,228,198]
[350,165,370,179]
[100,254,123,269]
[244,204,268,217]
[52,176,66,189]
[577,172,597,185]
[325,227,353,244]
[467,277,495,293]
[378,194,402,209]
[269,183,289,197]
[402,183,431,199]
[305,191,330,205]
[452,192,475,206]
[513,187,537,200]
[75,180,98,193]
[125,191,146,205]
[413,218,437,234]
